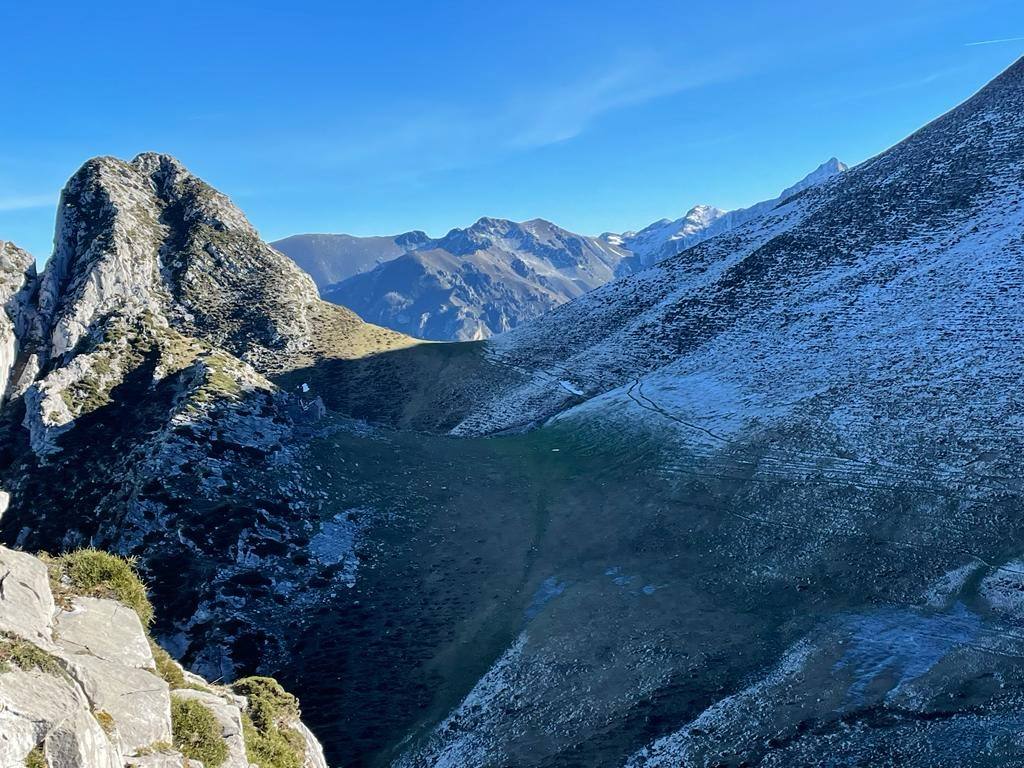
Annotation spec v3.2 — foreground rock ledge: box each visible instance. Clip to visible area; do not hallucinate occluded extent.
[0,545,328,768]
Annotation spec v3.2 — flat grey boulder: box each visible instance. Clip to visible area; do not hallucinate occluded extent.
[55,596,154,668]
[0,546,55,647]
[45,707,122,768]
[0,668,121,768]
[56,650,171,752]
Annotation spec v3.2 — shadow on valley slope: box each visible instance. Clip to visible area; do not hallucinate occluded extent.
[257,366,1024,767]
[276,340,514,432]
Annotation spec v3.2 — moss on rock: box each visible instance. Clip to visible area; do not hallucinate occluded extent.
[233,676,306,768]
[0,631,64,675]
[25,746,46,768]
[149,638,186,688]
[93,708,116,734]
[171,695,229,768]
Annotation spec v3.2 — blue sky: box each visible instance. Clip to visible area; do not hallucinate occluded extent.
[2,1,1023,261]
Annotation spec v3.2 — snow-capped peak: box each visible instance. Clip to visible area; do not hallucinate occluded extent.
[613,159,847,274]
[777,157,848,201]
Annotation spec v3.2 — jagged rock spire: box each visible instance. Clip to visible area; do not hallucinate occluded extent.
[0,241,38,405]
[37,153,321,369]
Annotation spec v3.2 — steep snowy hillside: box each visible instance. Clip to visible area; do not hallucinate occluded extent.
[323,217,628,340]
[443,78,1013,437]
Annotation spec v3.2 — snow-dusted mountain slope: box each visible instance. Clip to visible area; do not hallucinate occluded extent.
[321,217,628,340]
[447,72,1015,439]
[608,157,847,274]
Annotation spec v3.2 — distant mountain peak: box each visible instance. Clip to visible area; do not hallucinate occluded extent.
[394,230,431,247]
[777,157,849,201]
[612,157,847,275]
[678,204,728,230]
[277,160,850,339]
[311,214,626,340]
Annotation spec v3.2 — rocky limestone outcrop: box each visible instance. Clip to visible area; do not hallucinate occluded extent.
[0,545,328,768]
[3,153,410,458]
[0,241,38,406]
[36,153,321,367]
[0,153,414,693]
[18,153,316,456]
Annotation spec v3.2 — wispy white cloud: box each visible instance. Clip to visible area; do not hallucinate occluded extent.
[964,35,1024,47]
[0,193,55,212]
[276,51,748,183]
[503,54,741,149]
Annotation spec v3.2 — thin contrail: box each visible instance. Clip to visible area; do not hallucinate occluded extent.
[964,35,1024,47]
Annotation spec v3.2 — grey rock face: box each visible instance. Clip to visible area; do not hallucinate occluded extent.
[55,596,156,669]
[294,721,330,768]
[0,546,56,647]
[55,640,172,752]
[0,241,38,407]
[37,153,321,370]
[0,669,118,768]
[44,707,123,768]
[10,152,409,455]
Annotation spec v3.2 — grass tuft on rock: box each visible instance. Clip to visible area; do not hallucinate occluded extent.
[171,696,229,768]
[25,746,46,768]
[93,709,116,734]
[233,676,306,768]
[149,638,186,688]
[43,549,154,626]
[0,632,63,675]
